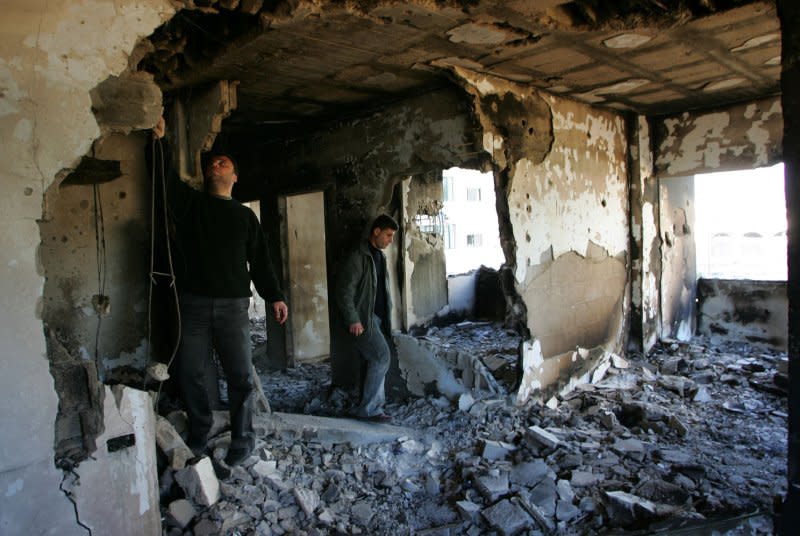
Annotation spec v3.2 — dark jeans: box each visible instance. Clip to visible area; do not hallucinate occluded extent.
[177,293,255,451]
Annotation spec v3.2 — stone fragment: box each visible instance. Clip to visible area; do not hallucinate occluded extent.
[516,494,556,532]
[556,479,574,502]
[529,478,557,517]
[570,470,603,487]
[481,439,516,460]
[456,500,481,521]
[458,393,475,412]
[604,490,658,527]
[599,410,619,430]
[556,499,581,522]
[175,456,220,506]
[475,472,510,501]
[636,479,691,506]
[293,487,320,517]
[667,415,689,437]
[193,518,218,536]
[526,425,561,450]
[318,508,335,525]
[251,459,279,479]
[351,500,374,526]
[155,416,194,469]
[167,499,196,529]
[658,375,698,397]
[610,353,629,369]
[481,499,532,536]
[612,438,646,460]
[693,386,712,403]
[509,460,551,487]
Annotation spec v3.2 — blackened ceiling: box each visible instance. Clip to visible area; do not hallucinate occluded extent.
[139,0,779,129]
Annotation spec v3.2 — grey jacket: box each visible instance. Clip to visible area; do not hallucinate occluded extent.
[335,241,391,335]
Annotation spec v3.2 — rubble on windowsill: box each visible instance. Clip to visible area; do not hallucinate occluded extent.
[155,328,786,535]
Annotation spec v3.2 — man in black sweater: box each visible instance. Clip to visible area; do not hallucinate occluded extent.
[153,118,287,466]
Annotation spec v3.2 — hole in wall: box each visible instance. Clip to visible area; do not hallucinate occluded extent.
[107,433,136,453]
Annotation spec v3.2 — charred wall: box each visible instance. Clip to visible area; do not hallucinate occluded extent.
[444,67,631,399]
[697,278,787,350]
[233,87,481,391]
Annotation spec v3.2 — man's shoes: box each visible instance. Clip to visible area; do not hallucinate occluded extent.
[224,445,253,466]
[359,413,391,423]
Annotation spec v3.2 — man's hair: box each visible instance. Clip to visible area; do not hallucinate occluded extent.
[203,153,239,177]
[371,214,399,232]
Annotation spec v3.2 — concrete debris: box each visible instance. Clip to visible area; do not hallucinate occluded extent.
[175,457,220,506]
[147,362,170,382]
[153,331,783,534]
[481,498,532,535]
[155,415,195,469]
[167,499,196,529]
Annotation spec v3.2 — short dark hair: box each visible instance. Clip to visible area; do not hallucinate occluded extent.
[204,153,239,176]
[371,214,399,232]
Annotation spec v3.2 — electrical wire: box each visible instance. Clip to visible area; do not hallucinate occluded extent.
[144,136,182,408]
[92,182,107,375]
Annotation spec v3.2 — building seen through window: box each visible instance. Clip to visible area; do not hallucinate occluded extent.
[442,167,504,275]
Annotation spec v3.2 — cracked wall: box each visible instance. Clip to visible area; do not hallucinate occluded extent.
[0,1,173,534]
[446,68,630,399]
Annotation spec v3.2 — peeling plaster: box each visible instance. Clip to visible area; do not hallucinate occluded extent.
[656,96,783,177]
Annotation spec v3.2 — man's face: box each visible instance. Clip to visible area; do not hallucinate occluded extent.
[204,156,238,190]
[371,227,395,250]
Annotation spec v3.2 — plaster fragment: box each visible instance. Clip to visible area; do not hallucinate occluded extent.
[602,34,652,49]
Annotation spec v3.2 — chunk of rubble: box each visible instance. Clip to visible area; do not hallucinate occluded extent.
[658,375,698,397]
[155,416,195,469]
[457,392,475,412]
[604,490,658,527]
[570,470,603,487]
[167,499,196,529]
[475,471,510,501]
[481,498,533,536]
[456,499,481,521]
[293,487,320,517]
[481,439,516,460]
[509,460,551,487]
[526,425,562,450]
[175,457,220,506]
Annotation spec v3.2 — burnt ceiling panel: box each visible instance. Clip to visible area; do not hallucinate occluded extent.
[140,0,780,129]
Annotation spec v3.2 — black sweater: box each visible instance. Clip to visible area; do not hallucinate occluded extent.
[155,141,284,301]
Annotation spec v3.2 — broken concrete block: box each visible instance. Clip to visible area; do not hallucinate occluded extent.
[456,500,481,521]
[604,490,658,527]
[526,426,562,450]
[251,459,279,479]
[481,498,532,536]
[458,392,475,412]
[610,353,629,369]
[570,470,603,487]
[167,498,196,528]
[475,472,510,501]
[556,479,575,502]
[175,456,220,506]
[293,487,320,517]
[351,500,374,526]
[509,460,551,487]
[481,439,516,461]
[556,499,581,522]
[612,438,646,460]
[156,415,194,469]
[529,478,557,517]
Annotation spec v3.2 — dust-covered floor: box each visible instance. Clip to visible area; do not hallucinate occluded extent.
[161,322,787,535]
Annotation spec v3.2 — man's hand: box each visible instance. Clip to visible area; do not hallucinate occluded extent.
[349,322,364,336]
[272,301,288,325]
[153,116,165,139]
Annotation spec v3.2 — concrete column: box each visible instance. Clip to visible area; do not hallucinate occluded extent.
[778,1,800,532]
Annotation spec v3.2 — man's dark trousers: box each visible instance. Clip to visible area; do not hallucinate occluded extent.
[177,293,255,451]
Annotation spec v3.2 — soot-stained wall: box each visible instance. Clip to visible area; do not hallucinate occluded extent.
[443,67,631,399]
[237,87,480,391]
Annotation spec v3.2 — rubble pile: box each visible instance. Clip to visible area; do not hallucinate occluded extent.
[156,327,786,535]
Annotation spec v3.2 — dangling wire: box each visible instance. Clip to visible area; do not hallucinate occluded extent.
[92,182,107,375]
[144,136,182,408]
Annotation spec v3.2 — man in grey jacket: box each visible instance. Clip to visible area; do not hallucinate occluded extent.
[335,214,398,422]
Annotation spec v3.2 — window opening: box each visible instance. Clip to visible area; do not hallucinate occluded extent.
[694,163,786,280]
[442,167,504,275]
